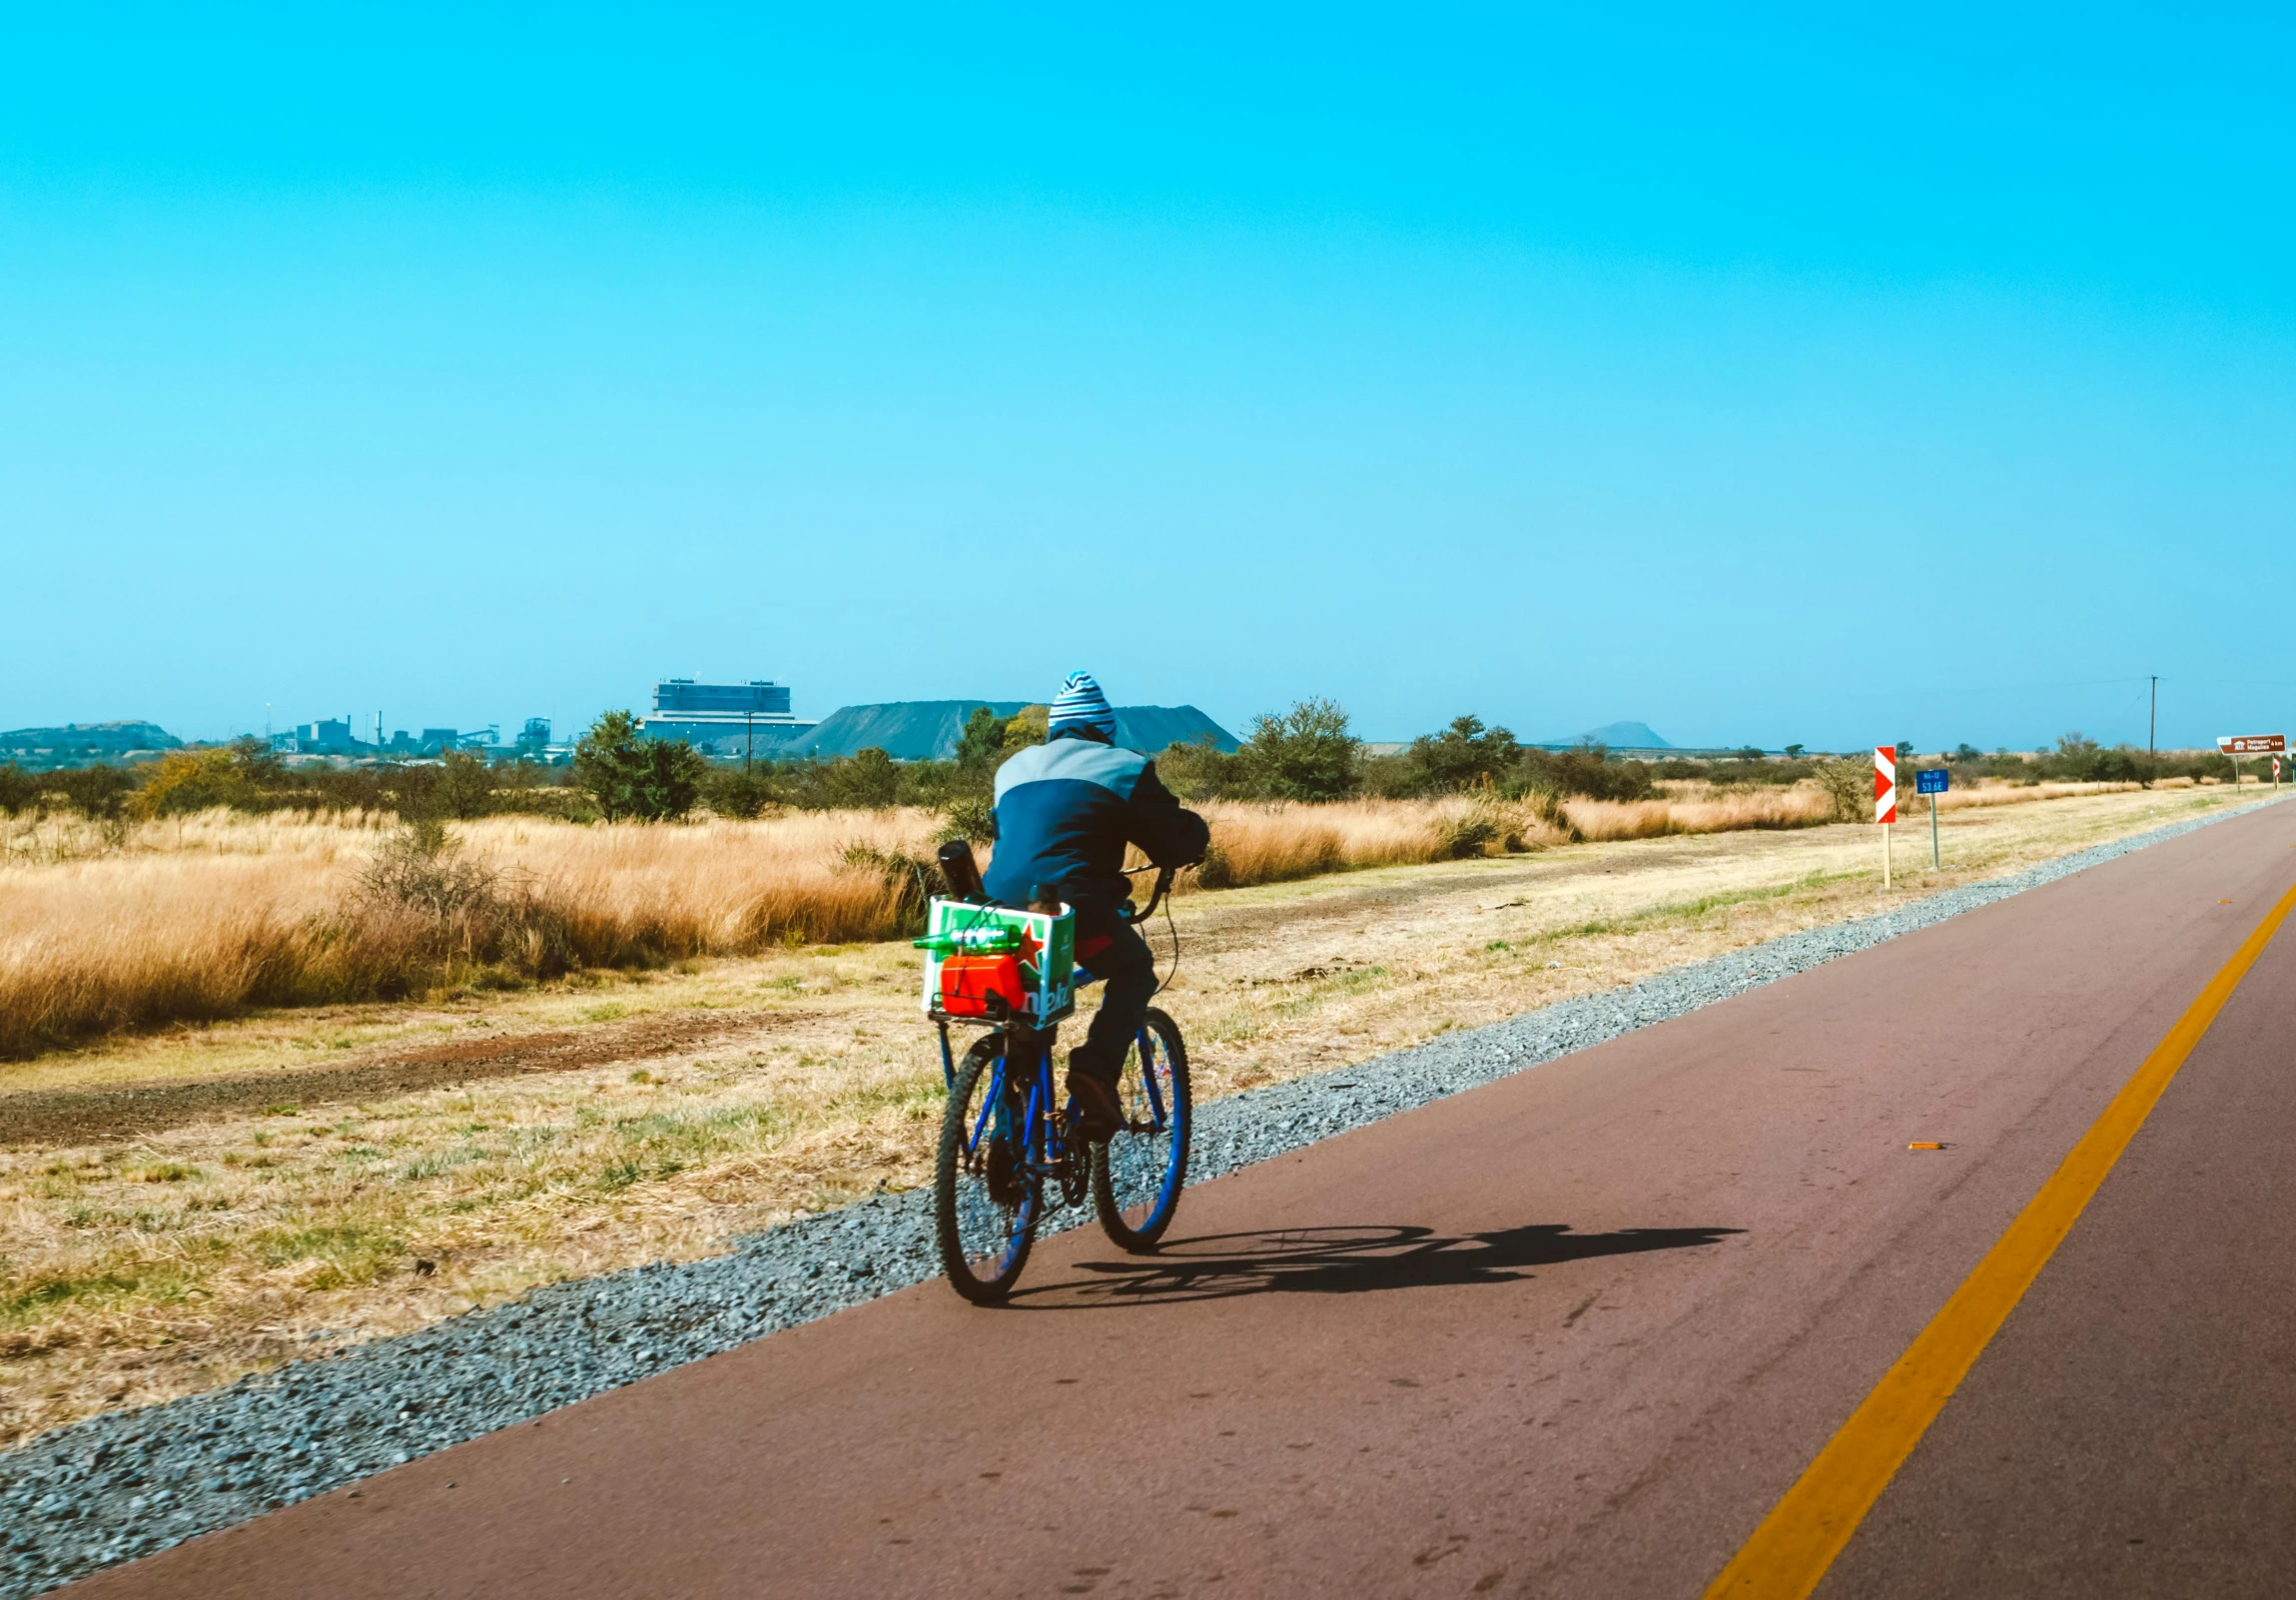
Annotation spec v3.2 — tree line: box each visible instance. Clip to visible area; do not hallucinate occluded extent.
[0,706,2246,825]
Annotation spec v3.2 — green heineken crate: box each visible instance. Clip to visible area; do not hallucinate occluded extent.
[916,898,1077,1025]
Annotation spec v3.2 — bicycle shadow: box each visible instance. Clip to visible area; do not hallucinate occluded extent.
[1005,1221,1740,1309]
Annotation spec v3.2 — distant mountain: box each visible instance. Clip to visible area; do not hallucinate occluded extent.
[781,702,1031,761]
[1111,705,1239,755]
[1535,720,1673,750]
[0,720,181,754]
[782,701,1240,761]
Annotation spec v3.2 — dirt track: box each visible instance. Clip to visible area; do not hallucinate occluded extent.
[0,1010,781,1149]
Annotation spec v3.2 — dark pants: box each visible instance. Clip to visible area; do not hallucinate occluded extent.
[1068,916,1156,1087]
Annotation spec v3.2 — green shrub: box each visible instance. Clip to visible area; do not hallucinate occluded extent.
[937,795,997,844]
[955,707,1008,772]
[1235,698,1359,801]
[1156,734,1243,801]
[0,763,142,817]
[1407,715,1523,794]
[1519,744,1654,802]
[824,747,900,808]
[699,766,778,819]
[572,712,706,822]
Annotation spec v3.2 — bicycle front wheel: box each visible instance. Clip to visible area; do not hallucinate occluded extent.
[1092,1007,1191,1251]
[935,1033,1040,1303]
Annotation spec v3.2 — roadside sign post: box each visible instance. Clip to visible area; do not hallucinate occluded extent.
[2217,735,2287,792]
[1875,746,1898,889]
[1916,767,1948,867]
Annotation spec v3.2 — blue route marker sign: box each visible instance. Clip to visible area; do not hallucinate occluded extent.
[1915,767,1947,867]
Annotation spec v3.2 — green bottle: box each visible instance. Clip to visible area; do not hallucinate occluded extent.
[913,925,1021,955]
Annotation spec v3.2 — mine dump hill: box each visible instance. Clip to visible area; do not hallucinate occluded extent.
[783,701,1238,761]
[1,720,182,756]
[1537,720,1674,751]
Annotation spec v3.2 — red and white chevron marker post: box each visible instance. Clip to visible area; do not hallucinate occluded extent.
[1875,744,1898,889]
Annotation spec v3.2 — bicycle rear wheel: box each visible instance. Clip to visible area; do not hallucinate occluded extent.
[935,1033,1040,1303]
[1092,1007,1190,1251]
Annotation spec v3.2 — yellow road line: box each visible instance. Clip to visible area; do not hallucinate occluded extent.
[1703,877,2296,1599]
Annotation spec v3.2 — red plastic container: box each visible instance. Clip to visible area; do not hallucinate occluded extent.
[938,953,1025,1018]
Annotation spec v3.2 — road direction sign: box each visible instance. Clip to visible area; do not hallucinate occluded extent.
[1875,746,1898,890]
[2217,735,2286,754]
[1915,769,1948,796]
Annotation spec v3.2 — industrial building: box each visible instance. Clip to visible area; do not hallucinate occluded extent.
[269,721,510,758]
[641,679,815,758]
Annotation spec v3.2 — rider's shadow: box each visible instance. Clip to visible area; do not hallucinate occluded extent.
[1007,1222,1740,1308]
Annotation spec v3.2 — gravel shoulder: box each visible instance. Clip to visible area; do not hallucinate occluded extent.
[1,793,2283,1600]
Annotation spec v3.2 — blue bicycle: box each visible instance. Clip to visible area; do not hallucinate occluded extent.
[930,864,1192,1304]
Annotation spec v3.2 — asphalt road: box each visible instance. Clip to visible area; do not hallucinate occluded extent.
[66,802,2296,1599]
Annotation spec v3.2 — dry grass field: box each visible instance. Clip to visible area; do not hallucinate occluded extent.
[0,790,1747,1061]
[0,809,946,1060]
[5,781,2223,1062]
[0,782,2273,1448]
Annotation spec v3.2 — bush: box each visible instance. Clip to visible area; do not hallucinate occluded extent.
[50,765,140,818]
[1406,716,1523,795]
[572,712,707,822]
[955,707,1008,772]
[131,747,266,818]
[427,750,498,821]
[0,763,142,817]
[1520,744,1654,802]
[1810,757,1869,821]
[937,794,997,844]
[836,841,947,935]
[1156,735,1244,801]
[360,819,502,922]
[355,820,576,981]
[699,766,778,819]
[1235,698,1359,801]
[0,764,37,814]
[824,747,900,808]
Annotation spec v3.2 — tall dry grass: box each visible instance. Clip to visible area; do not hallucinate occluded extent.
[0,809,945,1061]
[1566,784,1836,842]
[1,797,1584,1059]
[0,779,2176,1061]
[1559,777,2154,842]
[1181,796,1571,889]
[1929,780,2145,811]
[468,809,942,958]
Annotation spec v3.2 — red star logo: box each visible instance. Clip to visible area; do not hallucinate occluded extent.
[1016,923,1044,974]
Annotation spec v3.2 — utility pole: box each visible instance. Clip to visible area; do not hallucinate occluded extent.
[745,711,755,774]
[2149,676,2158,757]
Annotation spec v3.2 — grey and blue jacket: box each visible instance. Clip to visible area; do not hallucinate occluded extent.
[984,733,1209,919]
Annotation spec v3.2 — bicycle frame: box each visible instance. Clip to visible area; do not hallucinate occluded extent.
[948,964,1174,1189]
[936,861,1185,1192]
[930,860,1198,1297]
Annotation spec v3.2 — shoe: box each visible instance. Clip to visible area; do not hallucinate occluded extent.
[1065,1068,1125,1142]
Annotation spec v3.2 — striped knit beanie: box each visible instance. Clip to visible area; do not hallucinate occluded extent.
[1047,671,1120,740]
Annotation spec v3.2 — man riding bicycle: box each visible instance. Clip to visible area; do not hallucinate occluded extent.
[984,672,1208,1141]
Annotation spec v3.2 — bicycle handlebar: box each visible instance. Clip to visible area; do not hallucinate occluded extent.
[1122,859,1199,925]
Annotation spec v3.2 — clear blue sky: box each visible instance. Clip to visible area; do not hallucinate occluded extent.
[5,5,2293,751]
